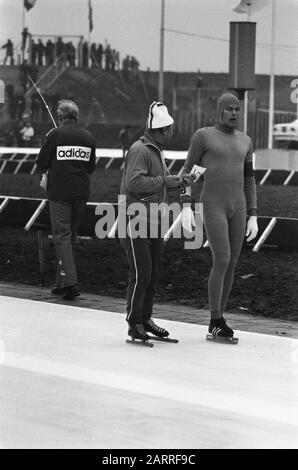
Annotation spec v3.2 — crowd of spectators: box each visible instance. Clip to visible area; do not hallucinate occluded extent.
[1,30,140,77]
[1,30,142,142]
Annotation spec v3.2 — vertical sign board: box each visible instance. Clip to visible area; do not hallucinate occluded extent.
[229,22,256,94]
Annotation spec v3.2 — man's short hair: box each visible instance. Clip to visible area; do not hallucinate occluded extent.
[57,99,79,121]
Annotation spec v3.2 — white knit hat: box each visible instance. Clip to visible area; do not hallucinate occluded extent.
[147,101,174,129]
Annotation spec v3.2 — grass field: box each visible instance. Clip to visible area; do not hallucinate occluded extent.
[0,169,298,321]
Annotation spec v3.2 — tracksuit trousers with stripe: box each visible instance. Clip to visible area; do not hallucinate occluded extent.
[49,199,87,288]
[120,234,164,327]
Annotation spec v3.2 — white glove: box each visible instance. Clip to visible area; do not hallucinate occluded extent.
[181,206,195,233]
[246,216,258,242]
[40,173,48,191]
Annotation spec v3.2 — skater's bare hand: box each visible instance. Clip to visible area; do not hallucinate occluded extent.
[246,216,258,242]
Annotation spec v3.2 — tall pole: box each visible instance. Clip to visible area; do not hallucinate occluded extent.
[88,0,91,68]
[158,0,165,101]
[244,7,251,135]
[268,0,276,149]
[22,3,25,64]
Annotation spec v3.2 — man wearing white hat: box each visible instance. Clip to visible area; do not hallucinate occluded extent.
[119,101,182,343]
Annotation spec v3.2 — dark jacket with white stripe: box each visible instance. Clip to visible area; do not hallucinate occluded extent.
[120,131,169,209]
[36,120,96,201]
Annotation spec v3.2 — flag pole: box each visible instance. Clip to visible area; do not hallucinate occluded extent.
[268,0,276,149]
[244,6,252,134]
[22,2,25,63]
[88,0,90,68]
[158,0,165,101]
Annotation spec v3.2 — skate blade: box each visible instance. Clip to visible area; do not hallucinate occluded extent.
[206,334,238,345]
[126,338,154,348]
[147,335,179,343]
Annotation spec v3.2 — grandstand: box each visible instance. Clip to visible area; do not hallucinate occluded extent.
[0,63,297,149]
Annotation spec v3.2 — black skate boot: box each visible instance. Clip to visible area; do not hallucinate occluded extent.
[143,319,169,338]
[220,316,234,337]
[143,319,179,343]
[126,324,153,347]
[207,318,238,344]
[62,284,80,300]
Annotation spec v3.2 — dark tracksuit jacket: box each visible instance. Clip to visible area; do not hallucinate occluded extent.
[36,120,96,200]
[119,131,169,326]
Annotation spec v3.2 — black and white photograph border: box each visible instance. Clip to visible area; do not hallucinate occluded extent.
[0,0,298,453]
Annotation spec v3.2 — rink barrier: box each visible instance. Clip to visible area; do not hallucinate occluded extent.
[1,195,298,250]
[1,147,298,186]
[1,195,298,284]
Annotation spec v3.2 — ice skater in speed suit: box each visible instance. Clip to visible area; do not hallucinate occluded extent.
[180,92,258,340]
[119,101,182,341]
[36,99,96,300]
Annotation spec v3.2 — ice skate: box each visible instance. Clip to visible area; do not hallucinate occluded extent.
[62,285,80,300]
[206,317,238,344]
[143,319,179,343]
[51,286,66,296]
[126,324,153,347]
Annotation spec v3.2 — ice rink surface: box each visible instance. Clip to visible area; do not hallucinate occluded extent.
[0,294,297,449]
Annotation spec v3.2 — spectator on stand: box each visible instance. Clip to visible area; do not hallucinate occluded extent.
[56,37,65,64]
[90,43,97,67]
[114,50,120,70]
[82,41,89,67]
[130,56,140,85]
[119,125,131,159]
[111,49,116,71]
[122,55,130,81]
[19,121,35,147]
[37,39,45,66]
[65,42,74,67]
[105,44,112,71]
[69,42,76,66]
[2,39,14,65]
[96,43,103,69]
[45,39,55,65]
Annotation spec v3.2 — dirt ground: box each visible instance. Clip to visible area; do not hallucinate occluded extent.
[0,226,297,321]
[1,169,298,321]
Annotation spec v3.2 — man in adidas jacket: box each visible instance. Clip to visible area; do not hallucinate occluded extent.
[119,101,182,341]
[36,99,96,300]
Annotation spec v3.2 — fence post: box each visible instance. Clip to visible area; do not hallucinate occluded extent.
[37,230,45,286]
